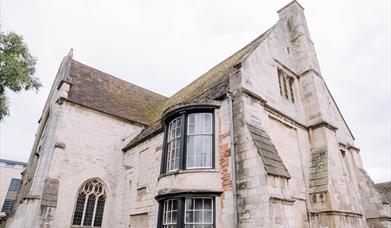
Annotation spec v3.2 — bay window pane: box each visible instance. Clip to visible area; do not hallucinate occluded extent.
[167,117,181,172]
[186,113,213,169]
[163,199,178,228]
[204,113,212,133]
[188,114,196,134]
[185,198,213,227]
[204,210,212,223]
[195,198,203,210]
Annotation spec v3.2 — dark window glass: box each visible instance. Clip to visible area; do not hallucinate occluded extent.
[72,192,86,225]
[83,194,96,226]
[277,67,295,103]
[9,179,22,191]
[93,195,105,226]
[289,77,295,103]
[1,199,14,213]
[72,179,106,227]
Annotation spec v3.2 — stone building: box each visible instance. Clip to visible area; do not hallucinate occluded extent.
[4,1,390,228]
[0,159,26,215]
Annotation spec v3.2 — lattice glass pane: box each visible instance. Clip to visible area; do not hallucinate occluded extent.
[93,195,105,227]
[1,199,14,213]
[72,179,106,227]
[83,194,96,226]
[72,192,86,225]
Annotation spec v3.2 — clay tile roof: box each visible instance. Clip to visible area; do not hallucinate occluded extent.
[67,60,168,125]
[375,181,391,203]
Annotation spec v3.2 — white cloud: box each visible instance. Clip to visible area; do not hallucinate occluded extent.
[0,0,389,183]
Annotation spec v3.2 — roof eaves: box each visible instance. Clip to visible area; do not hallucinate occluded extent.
[61,98,148,127]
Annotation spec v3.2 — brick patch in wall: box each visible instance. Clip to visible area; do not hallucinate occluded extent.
[219,131,230,141]
[220,142,232,191]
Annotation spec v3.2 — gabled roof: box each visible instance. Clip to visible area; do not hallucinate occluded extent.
[123,26,275,151]
[66,60,168,126]
[56,22,275,151]
[154,27,274,122]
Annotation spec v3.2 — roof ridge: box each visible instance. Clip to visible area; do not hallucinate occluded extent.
[375,181,391,185]
[71,59,168,99]
[167,24,276,101]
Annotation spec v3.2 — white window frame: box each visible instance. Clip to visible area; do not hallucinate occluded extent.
[162,199,178,228]
[186,113,213,169]
[166,117,182,172]
[184,197,214,227]
[71,179,107,227]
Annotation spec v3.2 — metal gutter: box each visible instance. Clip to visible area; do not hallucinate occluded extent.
[227,92,239,228]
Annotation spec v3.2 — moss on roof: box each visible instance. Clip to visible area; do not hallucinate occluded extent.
[62,23,275,151]
[375,181,391,203]
[68,60,168,125]
[152,26,274,123]
[123,26,275,150]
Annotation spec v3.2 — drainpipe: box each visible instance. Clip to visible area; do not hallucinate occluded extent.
[227,92,239,228]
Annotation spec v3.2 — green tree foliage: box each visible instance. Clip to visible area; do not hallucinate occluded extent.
[0,32,41,121]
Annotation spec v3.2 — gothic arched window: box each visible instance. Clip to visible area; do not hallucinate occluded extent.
[72,179,107,227]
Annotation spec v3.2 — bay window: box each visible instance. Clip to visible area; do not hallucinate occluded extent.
[158,196,215,228]
[161,109,215,174]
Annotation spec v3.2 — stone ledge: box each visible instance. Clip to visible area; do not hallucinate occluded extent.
[155,189,223,201]
[270,195,295,205]
[310,209,363,218]
[299,68,320,78]
[308,121,338,131]
[23,194,40,200]
[366,216,391,222]
[158,169,220,180]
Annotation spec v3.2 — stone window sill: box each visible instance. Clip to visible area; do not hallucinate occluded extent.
[158,169,219,180]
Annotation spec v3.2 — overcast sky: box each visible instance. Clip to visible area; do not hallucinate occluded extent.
[0,0,389,183]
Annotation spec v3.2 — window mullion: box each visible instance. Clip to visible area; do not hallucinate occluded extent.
[211,112,215,169]
[179,113,186,170]
[160,126,168,174]
[178,198,185,228]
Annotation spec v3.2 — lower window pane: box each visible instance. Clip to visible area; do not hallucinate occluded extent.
[163,199,178,227]
[184,198,213,227]
[186,136,212,168]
